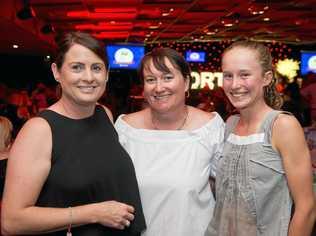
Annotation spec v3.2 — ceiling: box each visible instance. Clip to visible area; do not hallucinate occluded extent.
[1,0,316,54]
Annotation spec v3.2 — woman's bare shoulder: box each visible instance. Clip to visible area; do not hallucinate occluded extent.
[187,106,219,129]
[121,109,149,128]
[189,106,216,121]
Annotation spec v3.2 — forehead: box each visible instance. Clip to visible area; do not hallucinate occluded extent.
[222,47,260,70]
[64,44,103,63]
[143,57,177,74]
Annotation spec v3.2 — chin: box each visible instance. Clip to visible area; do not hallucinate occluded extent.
[76,95,100,105]
[150,104,172,113]
[230,101,250,111]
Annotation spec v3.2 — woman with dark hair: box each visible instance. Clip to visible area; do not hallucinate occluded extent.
[115,48,225,235]
[206,41,315,236]
[1,32,145,236]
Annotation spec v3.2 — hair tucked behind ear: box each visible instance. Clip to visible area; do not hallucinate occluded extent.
[263,74,283,109]
[223,41,283,109]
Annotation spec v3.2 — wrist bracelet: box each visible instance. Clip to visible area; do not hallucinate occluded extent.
[67,207,72,236]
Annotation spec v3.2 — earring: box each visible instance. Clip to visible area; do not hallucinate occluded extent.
[185,90,190,98]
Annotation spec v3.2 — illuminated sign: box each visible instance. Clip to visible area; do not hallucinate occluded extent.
[190,71,223,89]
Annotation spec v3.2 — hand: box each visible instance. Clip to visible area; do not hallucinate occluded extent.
[95,201,135,230]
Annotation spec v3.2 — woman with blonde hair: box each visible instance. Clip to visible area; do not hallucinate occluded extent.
[206,41,315,236]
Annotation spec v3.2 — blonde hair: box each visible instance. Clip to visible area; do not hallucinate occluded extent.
[222,41,283,109]
[0,116,13,151]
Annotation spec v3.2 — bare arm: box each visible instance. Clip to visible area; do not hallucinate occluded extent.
[1,118,134,235]
[272,114,316,236]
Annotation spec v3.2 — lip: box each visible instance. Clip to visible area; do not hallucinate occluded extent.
[229,91,248,98]
[153,94,171,100]
[77,86,97,93]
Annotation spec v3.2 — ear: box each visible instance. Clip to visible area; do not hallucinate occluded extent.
[51,63,60,82]
[105,70,109,82]
[263,71,273,86]
[184,75,190,92]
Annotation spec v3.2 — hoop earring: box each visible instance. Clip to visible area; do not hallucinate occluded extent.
[185,90,190,98]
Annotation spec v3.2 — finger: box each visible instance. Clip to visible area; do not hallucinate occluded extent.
[125,212,135,221]
[124,219,130,227]
[125,205,135,213]
[113,222,124,230]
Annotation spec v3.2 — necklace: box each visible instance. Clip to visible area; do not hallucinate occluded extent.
[151,106,189,130]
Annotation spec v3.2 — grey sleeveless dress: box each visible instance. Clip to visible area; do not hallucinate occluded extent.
[206,110,292,236]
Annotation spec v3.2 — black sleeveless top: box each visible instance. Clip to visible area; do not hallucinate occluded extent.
[36,106,146,236]
[0,159,7,198]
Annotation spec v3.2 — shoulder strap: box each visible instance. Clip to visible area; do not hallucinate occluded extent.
[259,110,292,144]
[224,115,240,140]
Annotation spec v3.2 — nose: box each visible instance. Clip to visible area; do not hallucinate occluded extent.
[231,77,241,89]
[83,69,95,82]
[154,79,164,92]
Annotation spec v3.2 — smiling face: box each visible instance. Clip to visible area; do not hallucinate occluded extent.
[52,43,107,107]
[222,47,271,111]
[142,57,189,113]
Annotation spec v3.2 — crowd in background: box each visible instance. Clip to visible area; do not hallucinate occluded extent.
[1,71,316,137]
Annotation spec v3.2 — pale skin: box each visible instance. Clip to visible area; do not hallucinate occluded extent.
[122,56,217,199]
[123,57,215,130]
[222,46,316,236]
[1,44,134,235]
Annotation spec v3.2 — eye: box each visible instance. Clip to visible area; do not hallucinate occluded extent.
[163,74,174,81]
[70,63,84,72]
[144,76,156,84]
[240,72,250,79]
[223,72,232,80]
[91,64,103,73]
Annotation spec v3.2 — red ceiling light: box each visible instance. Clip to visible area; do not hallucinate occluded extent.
[75,23,132,31]
[67,11,136,20]
[94,7,137,13]
[93,32,129,39]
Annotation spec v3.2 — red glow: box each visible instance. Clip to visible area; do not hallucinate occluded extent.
[93,32,129,39]
[67,11,136,20]
[75,24,132,31]
[94,7,137,13]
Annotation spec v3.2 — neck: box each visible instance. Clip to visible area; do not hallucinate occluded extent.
[150,105,188,130]
[237,101,272,135]
[58,97,96,119]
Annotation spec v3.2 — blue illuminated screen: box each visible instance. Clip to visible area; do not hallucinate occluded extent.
[301,51,316,75]
[106,44,145,69]
[185,51,206,62]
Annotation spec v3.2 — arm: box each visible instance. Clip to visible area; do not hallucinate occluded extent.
[1,118,134,235]
[272,114,316,236]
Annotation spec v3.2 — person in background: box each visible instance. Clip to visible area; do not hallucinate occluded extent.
[115,48,225,236]
[206,41,316,236]
[282,78,310,127]
[301,72,316,124]
[0,116,13,235]
[1,31,145,236]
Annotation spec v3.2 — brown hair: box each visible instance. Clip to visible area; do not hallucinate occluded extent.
[222,41,283,109]
[139,47,191,84]
[54,31,108,70]
[0,116,13,151]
